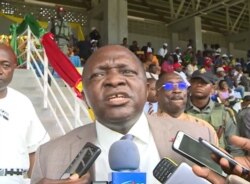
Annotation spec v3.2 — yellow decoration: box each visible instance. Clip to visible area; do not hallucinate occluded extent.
[75,80,83,93]
[87,107,95,121]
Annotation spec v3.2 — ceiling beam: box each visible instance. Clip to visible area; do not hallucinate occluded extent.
[232,3,247,31]
[175,0,186,18]
[166,0,234,27]
[35,0,87,9]
[169,0,175,19]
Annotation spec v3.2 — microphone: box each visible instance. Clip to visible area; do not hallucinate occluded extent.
[153,158,211,184]
[108,136,146,184]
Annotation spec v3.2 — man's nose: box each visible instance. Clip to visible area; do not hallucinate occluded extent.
[104,71,126,87]
[172,84,181,93]
[0,67,3,74]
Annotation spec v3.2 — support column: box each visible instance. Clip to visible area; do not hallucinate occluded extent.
[170,32,179,51]
[189,16,203,52]
[103,0,128,44]
[247,0,250,48]
[228,42,234,55]
[168,16,203,52]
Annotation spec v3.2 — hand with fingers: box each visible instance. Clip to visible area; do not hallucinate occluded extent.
[192,136,250,184]
[36,173,91,184]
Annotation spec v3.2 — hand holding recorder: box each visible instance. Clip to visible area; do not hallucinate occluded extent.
[37,142,101,184]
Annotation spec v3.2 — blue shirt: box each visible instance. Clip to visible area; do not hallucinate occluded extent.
[69,55,81,67]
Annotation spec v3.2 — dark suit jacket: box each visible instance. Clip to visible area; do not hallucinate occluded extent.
[31,115,217,183]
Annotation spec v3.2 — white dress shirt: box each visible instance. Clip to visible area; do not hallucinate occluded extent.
[94,113,161,183]
[157,48,168,58]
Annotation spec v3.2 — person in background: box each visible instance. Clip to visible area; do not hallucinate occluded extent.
[121,37,128,48]
[157,43,168,63]
[186,69,244,156]
[76,37,92,66]
[141,42,154,55]
[143,78,158,115]
[203,57,213,72]
[173,62,190,87]
[146,63,159,80]
[156,72,218,144]
[186,57,198,78]
[216,80,233,104]
[0,43,50,184]
[129,40,140,54]
[89,27,101,46]
[173,46,182,63]
[161,54,174,73]
[238,95,250,139]
[48,6,72,55]
[68,46,81,67]
[90,39,98,53]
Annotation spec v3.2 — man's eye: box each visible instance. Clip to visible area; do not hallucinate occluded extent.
[89,73,105,80]
[1,63,11,68]
[122,70,137,76]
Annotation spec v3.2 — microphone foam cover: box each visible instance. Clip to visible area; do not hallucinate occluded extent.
[108,140,140,171]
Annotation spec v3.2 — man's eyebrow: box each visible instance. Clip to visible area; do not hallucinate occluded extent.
[98,63,129,70]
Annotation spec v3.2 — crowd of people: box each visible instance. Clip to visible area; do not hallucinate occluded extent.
[3,7,250,182]
[2,35,250,183]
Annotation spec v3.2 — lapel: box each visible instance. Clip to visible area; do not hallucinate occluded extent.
[147,115,174,159]
[70,123,97,180]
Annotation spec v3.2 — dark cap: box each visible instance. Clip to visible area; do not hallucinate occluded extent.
[243,95,250,102]
[191,69,217,84]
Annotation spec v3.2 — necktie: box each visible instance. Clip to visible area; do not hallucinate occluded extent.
[148,102,154,115]
[121,134,134,140]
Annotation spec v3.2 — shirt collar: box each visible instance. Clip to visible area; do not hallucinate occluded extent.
[96,113,150,150]
[187,98,215,113]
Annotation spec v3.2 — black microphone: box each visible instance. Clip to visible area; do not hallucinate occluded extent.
[61,142,101,179]
[108,136,146,184]
[153,158,211,184]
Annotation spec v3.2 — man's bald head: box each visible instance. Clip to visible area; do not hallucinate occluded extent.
[0,44,17,65]
[0,44,17,97]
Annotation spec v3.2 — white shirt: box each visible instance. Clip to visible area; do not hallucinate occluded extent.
[94,113,161,183]
[145,72,159,80]
[0,88,50,184]
[157,48,168,58]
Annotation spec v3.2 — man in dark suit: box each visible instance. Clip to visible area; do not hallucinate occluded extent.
[31,45,217,184]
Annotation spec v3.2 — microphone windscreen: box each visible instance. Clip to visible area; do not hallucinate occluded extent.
[108,139,140,171]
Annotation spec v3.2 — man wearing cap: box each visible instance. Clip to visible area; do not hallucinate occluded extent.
[186,69,244,156]
[157,43,168,59]
[48,6,73,55]
[238,95,250,138]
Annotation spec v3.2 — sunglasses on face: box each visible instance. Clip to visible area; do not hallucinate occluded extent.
[158,82,188,91]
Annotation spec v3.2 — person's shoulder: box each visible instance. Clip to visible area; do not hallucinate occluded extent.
[7,87,31,102]
[185,113,216,133]
[212,101,225,110]
[39,123,96,151]
[147,113,207,129]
